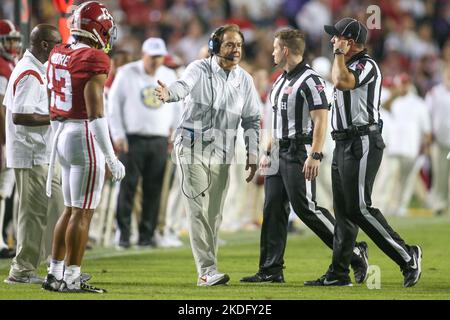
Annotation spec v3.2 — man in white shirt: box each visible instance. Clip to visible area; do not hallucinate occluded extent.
[156,24,260,286]
[2,24,63,284]
[108,38,181,249]
[376,74,431,216]
[426,63,450,215]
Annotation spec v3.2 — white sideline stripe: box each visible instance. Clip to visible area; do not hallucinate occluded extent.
[358,136,411,262]
[305,145,335,234]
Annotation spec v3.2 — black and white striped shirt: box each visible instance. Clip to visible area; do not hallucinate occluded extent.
[269,60,329,140]
[331,49,382,131]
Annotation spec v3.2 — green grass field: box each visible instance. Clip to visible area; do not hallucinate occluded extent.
[0,216,449,300]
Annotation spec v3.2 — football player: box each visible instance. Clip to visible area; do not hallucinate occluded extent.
[42,1,125,293]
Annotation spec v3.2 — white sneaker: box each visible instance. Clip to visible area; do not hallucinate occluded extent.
[154,232,183,248]
[163,233,183,248]
[197,271,230,287]
[153,232,167,248]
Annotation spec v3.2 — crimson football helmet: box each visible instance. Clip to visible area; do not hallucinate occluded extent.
[70,1,117,53]
[0,19,22,61]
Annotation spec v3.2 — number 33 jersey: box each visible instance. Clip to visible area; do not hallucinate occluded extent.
[47,42,110,120]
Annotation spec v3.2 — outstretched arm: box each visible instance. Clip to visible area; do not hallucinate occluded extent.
[85,74,125,182]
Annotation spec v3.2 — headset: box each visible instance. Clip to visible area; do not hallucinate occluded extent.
[208,27,223,55]
[208,26,244,57]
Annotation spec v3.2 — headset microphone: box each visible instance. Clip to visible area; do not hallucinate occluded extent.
[215,54,235,61]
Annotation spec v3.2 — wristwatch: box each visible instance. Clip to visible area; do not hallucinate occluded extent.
[334,48,345,55]
[310,152,324,161]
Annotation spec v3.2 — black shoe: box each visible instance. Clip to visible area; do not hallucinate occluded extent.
[81,272,92,283]
[304,274,353,287]
[351,241,369,284]
[42,274,63,292]
[137,239,155,248]
[0,247,15,259]
[240,272,285,283]
[58,277,106,293]
[116,240,131,250]
[403,245,422,288]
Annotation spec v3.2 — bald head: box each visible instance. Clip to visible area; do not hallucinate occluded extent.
[30,24,61,46]
[29,24,62,63]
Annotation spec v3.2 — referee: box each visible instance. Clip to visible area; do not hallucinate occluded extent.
[241,28,368,284]
[305,18,422,287]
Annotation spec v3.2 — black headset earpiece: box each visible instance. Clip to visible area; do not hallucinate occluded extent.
[208,26,245,56]
[208,26,224,56]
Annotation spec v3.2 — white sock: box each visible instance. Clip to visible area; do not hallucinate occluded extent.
[49,259,64,281]
[63,265,81,285]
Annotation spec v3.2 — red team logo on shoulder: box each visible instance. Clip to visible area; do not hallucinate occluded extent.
[356,62,365,70]
[284,86,293,94]
[315,84,325,93]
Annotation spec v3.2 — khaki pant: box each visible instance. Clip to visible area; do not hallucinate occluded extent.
[9,165,63,277]
[431,142,450,213]
[176,141,230,276]
[374,155,427,216]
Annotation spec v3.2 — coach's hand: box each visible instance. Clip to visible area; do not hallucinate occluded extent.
[303,156,320,181]
[246,154,258,182]
[155,80,170,102]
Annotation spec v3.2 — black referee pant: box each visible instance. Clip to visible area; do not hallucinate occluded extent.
[259,140,360,275]
[330,132,413,278]
[116,135,168,246]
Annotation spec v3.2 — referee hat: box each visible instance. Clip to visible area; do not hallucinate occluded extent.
[324,18,368,44]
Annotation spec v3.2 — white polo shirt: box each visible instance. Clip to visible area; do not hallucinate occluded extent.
[426,83,450,147]
[108,60,182,141]
[386,92,431,158]
[3,50,51,168]
[167,56,261,157]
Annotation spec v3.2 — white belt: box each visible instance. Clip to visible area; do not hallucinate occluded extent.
[46,122,64,197]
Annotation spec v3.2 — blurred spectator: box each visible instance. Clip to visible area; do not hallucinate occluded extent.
[375,74,432,216]
[426,63,450,215]
[0,19,22,259]
[172,17,208,64]
[104,49,134,111]
[296,0,331,50]
[108,38,181,249]
[0,0,14,21]
[230,0,282,26]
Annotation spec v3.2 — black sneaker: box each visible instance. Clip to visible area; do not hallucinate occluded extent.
[304,274,353,287]
[137,239,155,249]
[0,247,15,259]
[240,272,285,283]
[403,245,422,288]
[351,241,369,284]
[58,277,107,293]
[81,272,92,283]
[42,274,63,291]
[116,239,131,250]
